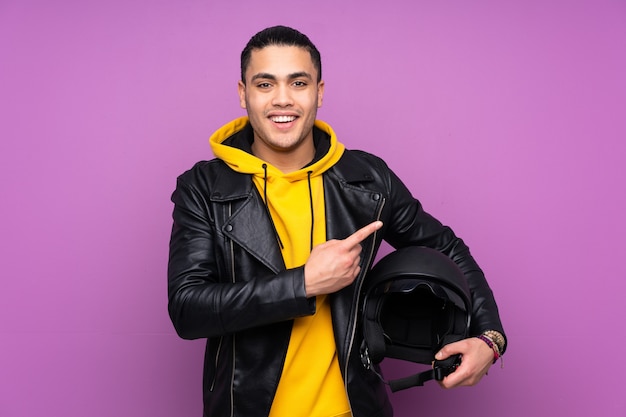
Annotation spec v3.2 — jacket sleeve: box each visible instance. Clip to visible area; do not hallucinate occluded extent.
[167,171,315,340]
[379,162,507,352]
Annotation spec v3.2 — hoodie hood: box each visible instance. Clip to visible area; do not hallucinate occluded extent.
[208,115,345,266]
[209,116,345,181]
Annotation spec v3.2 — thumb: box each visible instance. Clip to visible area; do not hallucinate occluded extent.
[435,341,461,360]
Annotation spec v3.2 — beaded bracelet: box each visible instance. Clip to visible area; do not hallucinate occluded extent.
[476,334,500,364]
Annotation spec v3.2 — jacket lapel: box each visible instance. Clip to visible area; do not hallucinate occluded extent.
[324,151,385,241]
[226,191,286,273]
[209,164,285,274]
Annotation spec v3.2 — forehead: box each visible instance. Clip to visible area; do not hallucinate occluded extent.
[245,45,317,80]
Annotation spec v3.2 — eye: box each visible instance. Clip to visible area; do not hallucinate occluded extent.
[257,82,272,89]
[292,80,307,87]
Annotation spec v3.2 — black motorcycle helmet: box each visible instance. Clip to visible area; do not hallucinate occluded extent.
[360,246,472,391]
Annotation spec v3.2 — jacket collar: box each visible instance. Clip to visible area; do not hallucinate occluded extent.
[209,149,377,202]
[208,161,254,202]
[328,149,379,185]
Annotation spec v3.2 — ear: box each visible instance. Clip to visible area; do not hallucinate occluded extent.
[238,80,247,109]
[317,80,325,108]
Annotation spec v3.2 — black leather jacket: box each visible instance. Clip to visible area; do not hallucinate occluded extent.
[168,149,506,417]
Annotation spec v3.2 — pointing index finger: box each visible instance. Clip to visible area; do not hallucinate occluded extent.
[344,221,383,246]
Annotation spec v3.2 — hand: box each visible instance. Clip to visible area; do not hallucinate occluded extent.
[304,221,383,297]
[435,337,495,389]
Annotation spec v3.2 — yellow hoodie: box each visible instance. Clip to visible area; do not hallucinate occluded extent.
[210,117,351,417]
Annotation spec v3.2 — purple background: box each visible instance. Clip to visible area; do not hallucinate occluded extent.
[1,0,625,416]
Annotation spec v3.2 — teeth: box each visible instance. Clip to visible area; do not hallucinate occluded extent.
[271,115,296,123]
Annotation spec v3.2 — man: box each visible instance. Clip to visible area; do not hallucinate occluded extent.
[168,25,506,417]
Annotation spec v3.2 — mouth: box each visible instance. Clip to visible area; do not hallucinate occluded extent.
[269,115,298,124]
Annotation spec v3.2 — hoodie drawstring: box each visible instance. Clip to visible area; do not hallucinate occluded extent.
[262,163,285,250]
[307,170,314,252]
[260,163,316,254]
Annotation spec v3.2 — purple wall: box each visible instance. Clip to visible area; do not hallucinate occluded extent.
[1,1,625,416]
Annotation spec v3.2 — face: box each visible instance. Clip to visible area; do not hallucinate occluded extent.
[238,45,324,160]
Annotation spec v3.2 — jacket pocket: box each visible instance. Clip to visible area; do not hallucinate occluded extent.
[208,336,224,392]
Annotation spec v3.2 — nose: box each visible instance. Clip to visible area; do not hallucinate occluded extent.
[271,84,293,107]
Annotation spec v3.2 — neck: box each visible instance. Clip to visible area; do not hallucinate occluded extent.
[251,137,316,173]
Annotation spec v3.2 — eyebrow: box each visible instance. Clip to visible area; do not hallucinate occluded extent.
[250,71,313,82]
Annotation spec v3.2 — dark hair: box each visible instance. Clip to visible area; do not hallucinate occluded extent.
[240,25,322,84]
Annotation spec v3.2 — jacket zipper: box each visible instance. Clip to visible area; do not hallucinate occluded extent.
[209,203,237,396]
[344,197,386,415]
[210,203,237,415]
[228,203,236,417]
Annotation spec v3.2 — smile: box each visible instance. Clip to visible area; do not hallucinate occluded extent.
[270,115,297,123]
